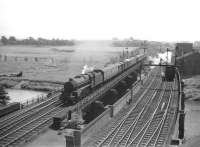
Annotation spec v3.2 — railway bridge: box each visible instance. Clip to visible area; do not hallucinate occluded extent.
[0,56,184,147]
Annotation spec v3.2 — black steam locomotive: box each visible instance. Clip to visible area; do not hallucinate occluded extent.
[60,54,145,105]
[161,65,175,82]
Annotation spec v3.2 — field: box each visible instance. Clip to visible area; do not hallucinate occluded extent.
[0,41,130,82]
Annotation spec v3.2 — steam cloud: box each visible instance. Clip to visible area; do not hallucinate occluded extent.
[81,64,94,74]
[149,51,172,65]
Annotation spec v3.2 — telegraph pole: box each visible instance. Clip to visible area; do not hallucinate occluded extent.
[143,40,147,54]
[126,47,129,59]
[123,49,125,60]
[126,39,129,59]
[167,48,169,64]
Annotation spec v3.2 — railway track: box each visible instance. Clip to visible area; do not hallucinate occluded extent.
[126,82,174,147]
[0,104,68,147]
[84,67,179,147]
[147,81,177,147]
[83,68,161,147]
[95,72,163,147]
[0,91,61,127]
[0,92,63,147]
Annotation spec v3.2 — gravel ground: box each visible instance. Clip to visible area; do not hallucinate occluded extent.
[24,129,65,147]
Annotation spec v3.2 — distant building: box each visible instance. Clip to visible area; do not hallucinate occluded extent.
[175,43,193,57]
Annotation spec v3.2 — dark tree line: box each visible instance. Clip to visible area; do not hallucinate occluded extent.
[112,37,144,47]
[0,36,75,46]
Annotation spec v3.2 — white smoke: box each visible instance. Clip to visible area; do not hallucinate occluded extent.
[81,64,94,74]
[125,58,130,61]
[149,51,172,65]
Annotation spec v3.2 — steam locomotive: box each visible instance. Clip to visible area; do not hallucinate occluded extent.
[161,64,175,82]
[60,54,146,105]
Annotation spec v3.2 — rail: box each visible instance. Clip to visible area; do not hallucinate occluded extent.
[0,98,60,137]
[0,91,61,127]
[95,72,162,147]
[82,79,142,136]
[126,82,169,147]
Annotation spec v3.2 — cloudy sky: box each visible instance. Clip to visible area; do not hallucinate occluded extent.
[0,0,200,41]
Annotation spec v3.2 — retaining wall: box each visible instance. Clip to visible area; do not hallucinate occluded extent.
[81,107,111,144]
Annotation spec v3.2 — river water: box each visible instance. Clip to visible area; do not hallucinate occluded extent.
[5,89,47,103]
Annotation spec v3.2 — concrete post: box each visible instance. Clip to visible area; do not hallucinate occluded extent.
[64,129,81,147]
[108,105,114,118]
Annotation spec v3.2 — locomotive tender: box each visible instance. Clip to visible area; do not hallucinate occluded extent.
[60,54,146,105]
[161,65,175,82]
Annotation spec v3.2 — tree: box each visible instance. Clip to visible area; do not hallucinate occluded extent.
[1,36,8,45]
[0,86,10,105]
[9,36,17,44]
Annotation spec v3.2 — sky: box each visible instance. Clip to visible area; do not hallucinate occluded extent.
[0,0,200,42]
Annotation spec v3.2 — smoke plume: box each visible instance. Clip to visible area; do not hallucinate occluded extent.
[149,51,172,65]
[81,64,94,74]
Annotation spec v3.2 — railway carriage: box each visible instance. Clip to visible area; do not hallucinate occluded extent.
[118,62,124,73]
[128,56,137,66]
[93,70,104,87]
[0,102,20,118]
[124,59,130,69]
[103,64,119,81]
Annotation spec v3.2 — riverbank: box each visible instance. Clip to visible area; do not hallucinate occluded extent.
[6,88,47,103]
[0,77,63,91]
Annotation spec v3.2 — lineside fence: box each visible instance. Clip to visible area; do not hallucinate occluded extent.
[0,54,57,63]
[20,89,61,109]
